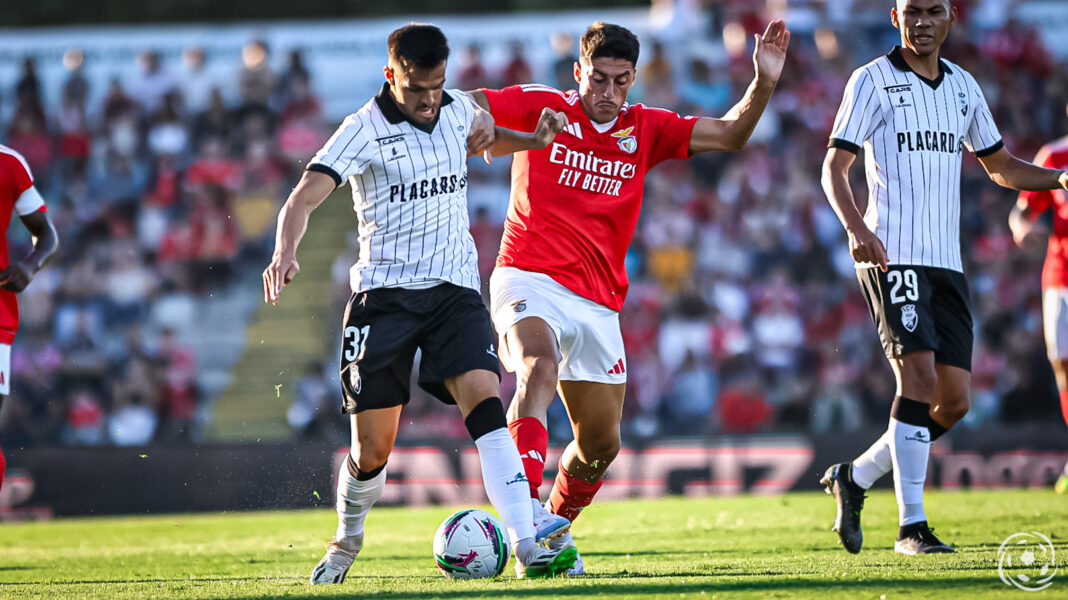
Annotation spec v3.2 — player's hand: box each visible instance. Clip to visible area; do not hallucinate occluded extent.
[263,253,300,305]
[753,20,790,83]
[468,107,496,160]
[847,227,889,272]
[533,108,568,148]
[0,261,34,293]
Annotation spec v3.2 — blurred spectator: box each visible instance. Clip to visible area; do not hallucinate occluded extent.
[239,40,276,108]
[458,43,489,90]
[286,361,334,439]
[502,41,533,87]
[180,47,215,114]
[550,33,577,91]
[129,50,177,115]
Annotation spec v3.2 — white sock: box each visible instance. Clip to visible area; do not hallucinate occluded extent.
[473,427,537,549]
[889,417,929,526]
[334,458,386,542]
[1063,461,1068,477]
[851,430,892,489]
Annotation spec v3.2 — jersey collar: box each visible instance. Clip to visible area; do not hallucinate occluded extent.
[375,82,454,134]
[886,46,953,90]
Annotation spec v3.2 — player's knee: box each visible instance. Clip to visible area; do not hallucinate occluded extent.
[935,390,970,424]
[577,431,620,463]
[351,446,390,473]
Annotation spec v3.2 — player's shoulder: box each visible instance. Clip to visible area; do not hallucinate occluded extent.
[510,83,576,106]
[943,60,980,89]
[445,88,474,108]
[1042,136,1068,159]
[848,56,887,85]
[627,102,687,122]
[0,143,33,182]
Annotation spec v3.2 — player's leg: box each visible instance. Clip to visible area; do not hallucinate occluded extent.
[312,291,417,585]
[1041,287,1068,492]
[502,317,561,500]
[848,362,970,490]
[0,344,11,498]
[444,368,576,578]
[488,268,566,504]
[550,381,624,520]
[421,283,574,578]
[311,406,402,585]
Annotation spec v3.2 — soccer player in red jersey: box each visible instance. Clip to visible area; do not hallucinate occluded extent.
[1009,101,1068,494]
[468,20,790,572]
[0,144,59,496]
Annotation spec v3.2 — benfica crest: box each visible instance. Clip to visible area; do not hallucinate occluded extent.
[611,126,638,153]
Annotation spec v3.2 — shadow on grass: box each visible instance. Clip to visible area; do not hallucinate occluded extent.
[5,575,1005,599]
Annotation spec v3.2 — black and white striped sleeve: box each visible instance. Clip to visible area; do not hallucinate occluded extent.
[306,114,372,187]
[828,68,881,154]
[963,74,1003,157]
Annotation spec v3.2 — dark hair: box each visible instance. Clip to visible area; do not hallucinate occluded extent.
[579,22,639,67]
[388,23,450,69]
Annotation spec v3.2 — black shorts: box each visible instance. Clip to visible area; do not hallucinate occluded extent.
[338,283,500,414]
[857,265,973,371]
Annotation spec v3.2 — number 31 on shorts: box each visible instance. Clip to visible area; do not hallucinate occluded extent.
[888,269,919,304]
[344,325,371,362]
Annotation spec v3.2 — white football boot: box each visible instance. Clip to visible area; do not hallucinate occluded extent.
[531,498,571,543]
[310,534,362,585]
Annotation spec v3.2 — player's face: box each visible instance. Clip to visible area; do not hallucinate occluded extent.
[892,0,956,57]
[385,60,447,124]
[574,57,635,124]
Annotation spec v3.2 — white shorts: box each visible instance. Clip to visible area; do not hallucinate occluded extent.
[489,267,626,383]
[0,344,10,395]
[1043,287,1068,360]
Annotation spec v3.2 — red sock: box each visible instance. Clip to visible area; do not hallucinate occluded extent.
[547,464,603,524]
[0,445,6,497]
[508,417,548,499]
[1060,390,1068,429]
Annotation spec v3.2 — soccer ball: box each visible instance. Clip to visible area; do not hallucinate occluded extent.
[433,508,511,579]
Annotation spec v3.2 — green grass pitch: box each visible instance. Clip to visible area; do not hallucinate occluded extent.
[0,490,1064,599]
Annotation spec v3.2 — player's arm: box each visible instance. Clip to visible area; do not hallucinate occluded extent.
[821,147,888,271]
[688,20,790,154]
[262,170,337,304]
[978,147,1068,192]
[0,208,59,293]
[485,109,567,158]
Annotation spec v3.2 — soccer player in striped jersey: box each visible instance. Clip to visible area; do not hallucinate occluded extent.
[1008,101,1068,494]
[0,145,59,499]
[262,23,575,583]
[468,20,790,573]
[820,0,1068,555]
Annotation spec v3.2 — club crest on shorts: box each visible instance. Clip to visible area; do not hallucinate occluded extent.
[901,303,918,333]
[511,299,527,313]
[611,126,638,153]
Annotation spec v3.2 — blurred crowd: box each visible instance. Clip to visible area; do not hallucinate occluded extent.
[0,41,326,447]
[2,1,1067,448]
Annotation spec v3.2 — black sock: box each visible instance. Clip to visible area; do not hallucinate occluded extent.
[928,418,948,442]
[463,397,506,441]
[843,462,866,493]
[348,453,385,481]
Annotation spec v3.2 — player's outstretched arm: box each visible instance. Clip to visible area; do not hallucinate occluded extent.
[0,209,59,293]
[486,109,568,160]
[978,147,1068,192]
[262,170,336,305]
[822,148,888,272]
[688,20,790,154]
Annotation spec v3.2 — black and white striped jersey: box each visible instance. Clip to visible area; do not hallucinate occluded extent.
[307,83,480,293]
[829,46,1003,272]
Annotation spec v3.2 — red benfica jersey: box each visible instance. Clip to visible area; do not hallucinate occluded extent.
[0,145,47,344]
[483,84,696,311]
[1019,136,1068,289]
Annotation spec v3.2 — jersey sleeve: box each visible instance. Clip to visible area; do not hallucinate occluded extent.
[481,84,566,132]
[645,107,698,167]
[963,74,1003,157]
[828,68,882,153]
[1018,145,1054,215]
[15,185,46,216]
[307,114,373,187]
